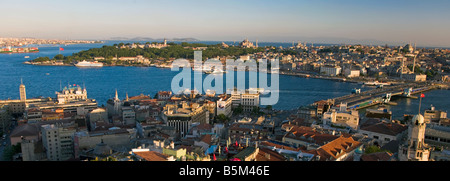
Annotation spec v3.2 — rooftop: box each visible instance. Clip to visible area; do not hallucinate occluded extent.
[315,136,362,161]
[133,151,170,161]
[360,121,407,136]
[284,126,339,146]
[360,152,394,161]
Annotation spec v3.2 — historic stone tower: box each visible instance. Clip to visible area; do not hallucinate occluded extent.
[398,114,431,161]
[19,79,26,102]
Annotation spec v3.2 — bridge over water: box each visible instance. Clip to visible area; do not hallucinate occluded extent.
[331,83,440,110]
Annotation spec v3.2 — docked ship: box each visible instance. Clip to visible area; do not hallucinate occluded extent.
[75,60,103,67]
[365,105,392,120]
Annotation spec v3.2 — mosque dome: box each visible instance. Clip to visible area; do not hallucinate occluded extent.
[93,140,112,156]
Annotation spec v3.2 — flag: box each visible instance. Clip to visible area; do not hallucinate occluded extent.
[213,154,216,161]
[420,93,425,98]
[59,47,64,51]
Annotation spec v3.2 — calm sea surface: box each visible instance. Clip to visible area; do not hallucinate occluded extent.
[0,41,448,120]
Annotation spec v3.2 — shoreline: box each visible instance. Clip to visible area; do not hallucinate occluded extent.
[24,61,434,86]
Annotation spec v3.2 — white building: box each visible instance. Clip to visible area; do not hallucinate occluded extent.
[398,114,431,161]
[320,66,342,76]
[401,74,427,82]
[322,104,359,130]
[216,95,232,117]
[158,91,172,100]
[122,107,136,125]
[231,91,260,112]
[344,69,360,78]
[56,86,87,104]
[41,123,77,161]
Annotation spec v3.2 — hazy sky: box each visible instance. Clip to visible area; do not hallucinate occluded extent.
[1,0,450,47]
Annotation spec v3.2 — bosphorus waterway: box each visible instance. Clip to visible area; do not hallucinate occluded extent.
[1,41,449,120]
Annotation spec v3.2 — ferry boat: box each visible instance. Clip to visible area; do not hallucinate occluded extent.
[206,68,227,74]
[75,60,103,67]
[365,105,392,120]
[0,47,39,54]
[363,81,390,86]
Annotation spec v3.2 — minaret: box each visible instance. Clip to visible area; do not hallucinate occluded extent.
[398,114,430,161]
[114,89,121,115]
[412,43,417,73]
[114,89,119,101]
[164,38,167,46]
[19,78,26,102]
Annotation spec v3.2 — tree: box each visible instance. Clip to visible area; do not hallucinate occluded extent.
[233,104,243,115]
[252,106,262,115]
[364,145,391,154]
[217,114,229,122]
[2,143,21,161]
[54,54,64,60]
[33,57,50,62]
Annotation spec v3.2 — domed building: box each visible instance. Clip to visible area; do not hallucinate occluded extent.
[398,114,431,161]
[93,139,112,157]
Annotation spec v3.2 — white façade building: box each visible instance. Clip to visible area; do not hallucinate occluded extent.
[320,66,342,76]
[56,85,87,104]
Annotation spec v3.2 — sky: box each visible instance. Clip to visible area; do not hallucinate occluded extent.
[1,0,450,47]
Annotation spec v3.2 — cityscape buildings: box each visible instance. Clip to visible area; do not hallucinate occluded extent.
[0,71,447,162]
[0,1,449,167]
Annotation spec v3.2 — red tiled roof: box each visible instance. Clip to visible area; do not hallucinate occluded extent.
[284,126,339,146]
[200,134,212,145]
[195,123,213,130]
[134,151,169,161]
[255,148,287,161]
[316,136,362,161]
[361,152,393,161]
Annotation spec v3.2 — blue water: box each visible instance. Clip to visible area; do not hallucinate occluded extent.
[0,41,448,120]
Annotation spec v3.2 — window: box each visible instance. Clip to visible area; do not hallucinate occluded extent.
[384,138,390,142]
[373,136,379,139]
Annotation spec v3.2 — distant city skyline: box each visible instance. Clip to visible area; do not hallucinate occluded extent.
[1,0,450,47]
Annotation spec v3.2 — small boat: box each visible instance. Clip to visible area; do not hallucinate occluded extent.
[24,56,30,58]
[210,69,226,74]
[352,88,361,94]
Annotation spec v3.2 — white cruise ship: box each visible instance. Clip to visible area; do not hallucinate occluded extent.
[75,60,103,67]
